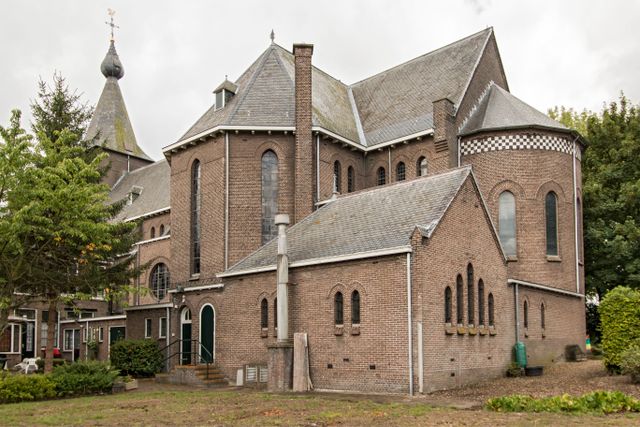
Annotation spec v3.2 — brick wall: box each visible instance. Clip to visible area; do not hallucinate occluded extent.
[102,150,152,188]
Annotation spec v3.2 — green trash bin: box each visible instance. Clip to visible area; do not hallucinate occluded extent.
[514,341,527,368]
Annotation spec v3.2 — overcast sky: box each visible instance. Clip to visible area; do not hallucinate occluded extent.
[2,1,639,160]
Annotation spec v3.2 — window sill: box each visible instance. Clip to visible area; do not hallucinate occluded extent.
[260,328,268,338]
[445,324,456,335]
[468,325,477,336]
[506,256,518,262]
[334,325,344,336]
[456,325,468,335]
[350,324,360,336]
[189,274,200,281]
[546,255,561,262]
[489,326,497,336]
[478,326,488,336]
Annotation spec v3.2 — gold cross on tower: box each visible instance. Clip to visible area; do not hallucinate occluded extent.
[105,8,119,41]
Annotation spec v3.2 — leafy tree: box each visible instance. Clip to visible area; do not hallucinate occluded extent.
[0,75,141,372]
[550,95,640,298]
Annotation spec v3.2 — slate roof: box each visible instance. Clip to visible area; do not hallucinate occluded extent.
[109,160,170,221]
[177,28,493,148]
[86,42,152,161]
[459,83,569,136]
[222,167,472,275]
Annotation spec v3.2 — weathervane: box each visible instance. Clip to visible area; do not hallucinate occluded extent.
[270,29,275,44]
[105,8,119,41]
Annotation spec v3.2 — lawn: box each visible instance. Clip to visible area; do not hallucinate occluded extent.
[1,388,639,426]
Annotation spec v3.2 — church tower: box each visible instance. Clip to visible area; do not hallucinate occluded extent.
[86,37,153,187]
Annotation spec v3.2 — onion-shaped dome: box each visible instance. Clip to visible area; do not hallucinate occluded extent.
[100,40,124,79]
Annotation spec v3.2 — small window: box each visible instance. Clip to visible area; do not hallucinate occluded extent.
[150,263,170,301]
[82,327,87,343]
[215,90,224,109]
[351,291,360,325]
[334,292,344,325]
[347,166,355,193]
[478,279,485,326]
[63,329,73,351]
[98,327,104,343]
[499,191,517,256]
[545,192,558,256]
[150,227,156,239]
[159,224,165,236]
[488,293,495,326]
[417,157,428,177]
[444,286,452,324]
[456,275,464,325]
[191,160,201,275]
[145,318,152,338]
[273,298,278,329]
[159,318,167,338]
[261,151,279,244]
[467,264,474,325]
[523,300,529,329]
[333,161,342,193]
[541,303,546,330]
[396,162,406,181]
[376,167,386,186]
[261,298,268,329]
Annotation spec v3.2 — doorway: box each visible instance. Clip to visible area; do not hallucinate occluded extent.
[199,304,214,363]
[180,308,192,365]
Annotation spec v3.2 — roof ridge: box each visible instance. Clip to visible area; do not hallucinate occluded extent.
[458,80,496,133]
[455,27,493,108]
[349,28,493,88]
[271,43,350,89]
[111,159,168,190]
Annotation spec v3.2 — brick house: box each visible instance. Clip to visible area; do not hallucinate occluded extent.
[4,27,586,394]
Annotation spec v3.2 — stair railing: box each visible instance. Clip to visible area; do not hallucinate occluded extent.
[159,338,214,380]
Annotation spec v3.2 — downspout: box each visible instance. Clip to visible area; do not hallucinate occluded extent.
[85,320,89,361]
[457,136,461,167]
[417,321,423,394]
[388,147,392,179]
[136,248,141,306]
[572,136,580,293]
[225,131,229,269]
[514,283,520,342]
[56,310,60,350]
[316,135,320,204]
[406,252,413,396]
[165,306,170,372]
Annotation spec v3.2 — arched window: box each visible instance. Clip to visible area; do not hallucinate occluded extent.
[396,162,406,181]
[478,279,485,326]
[456,274,464,325]
[347,166,355,193]
[260,298,268,329]
[488,293,495,326]
[334,292,344,325]
[523,300,529,329]
[540,303,546,330]
[417,157,428,177]
[261,150,279,244]
[274,298,278,329]
[498,191,517,257]
[150,227,156,239]
[377,167,386,186]
[444,286,452,324]
[190,160,201,275]
[159,224,165,236]
[333,161,342,193]
[545,191,558,256]
[467,264,474,325]
[351,291,360,324]
[150,263,170,300]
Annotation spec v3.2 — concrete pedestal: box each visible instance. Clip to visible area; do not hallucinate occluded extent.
[268,341,293,392]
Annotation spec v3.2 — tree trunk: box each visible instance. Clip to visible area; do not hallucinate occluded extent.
[44,299,57,373]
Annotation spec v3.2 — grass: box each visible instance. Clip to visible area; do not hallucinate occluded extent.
[0,388,639,426]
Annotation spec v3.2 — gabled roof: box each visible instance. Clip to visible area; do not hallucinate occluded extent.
[459,83,569,136]
[109,160,170,221]
[351,28,493,146]
[86,41,152,161]
[175,28,494,149]
[221,167,473,276]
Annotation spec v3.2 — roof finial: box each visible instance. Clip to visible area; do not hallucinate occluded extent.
[105,8,119,41]
[270,29,275,44]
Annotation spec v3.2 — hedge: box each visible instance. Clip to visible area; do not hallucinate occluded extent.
[110,339,163,377]
[599,286,640,371]
[486,391,640,414]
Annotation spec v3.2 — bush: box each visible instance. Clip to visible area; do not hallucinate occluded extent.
[35,358,67,372]
[599,286,640,371]
[50,360,120,396]
[110,339,163,377]
[621,340,640,383]
[0,373,57,403]
[486,391,640,414]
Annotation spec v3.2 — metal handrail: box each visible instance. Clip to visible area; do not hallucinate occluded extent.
[160,338,214,380]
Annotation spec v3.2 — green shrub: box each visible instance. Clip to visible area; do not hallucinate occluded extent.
[0,373,57,403]
[110,339,163,377]
[486,391,640,414]
[35,358,67,372]
[621,340,640,383]
[50,360,120,396]
[599,286,640,371]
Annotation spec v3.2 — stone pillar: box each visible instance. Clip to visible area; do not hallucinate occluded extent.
[268,213,293,391]
[293,43,314,223]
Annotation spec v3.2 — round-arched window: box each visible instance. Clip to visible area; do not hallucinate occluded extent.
[150,263,170,300]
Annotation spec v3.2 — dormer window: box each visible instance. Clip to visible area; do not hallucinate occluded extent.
[213,78,238,110]
[127,185,143,205]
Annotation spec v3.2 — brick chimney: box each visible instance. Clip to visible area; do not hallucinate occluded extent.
[432,98,457,167]
[293,43,314,223]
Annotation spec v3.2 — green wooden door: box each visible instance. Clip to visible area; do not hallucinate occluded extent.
[181,323,192,365]
[200,305,214,363]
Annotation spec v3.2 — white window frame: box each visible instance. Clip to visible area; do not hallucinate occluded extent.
[82,327,88,343]
[98,327,104,343]
[1,324,21,354]
[159,317,167,339]
[63,329,75,352]
[144,318,152,339]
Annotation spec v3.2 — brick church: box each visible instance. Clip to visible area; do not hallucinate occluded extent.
[2,28,586,394]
